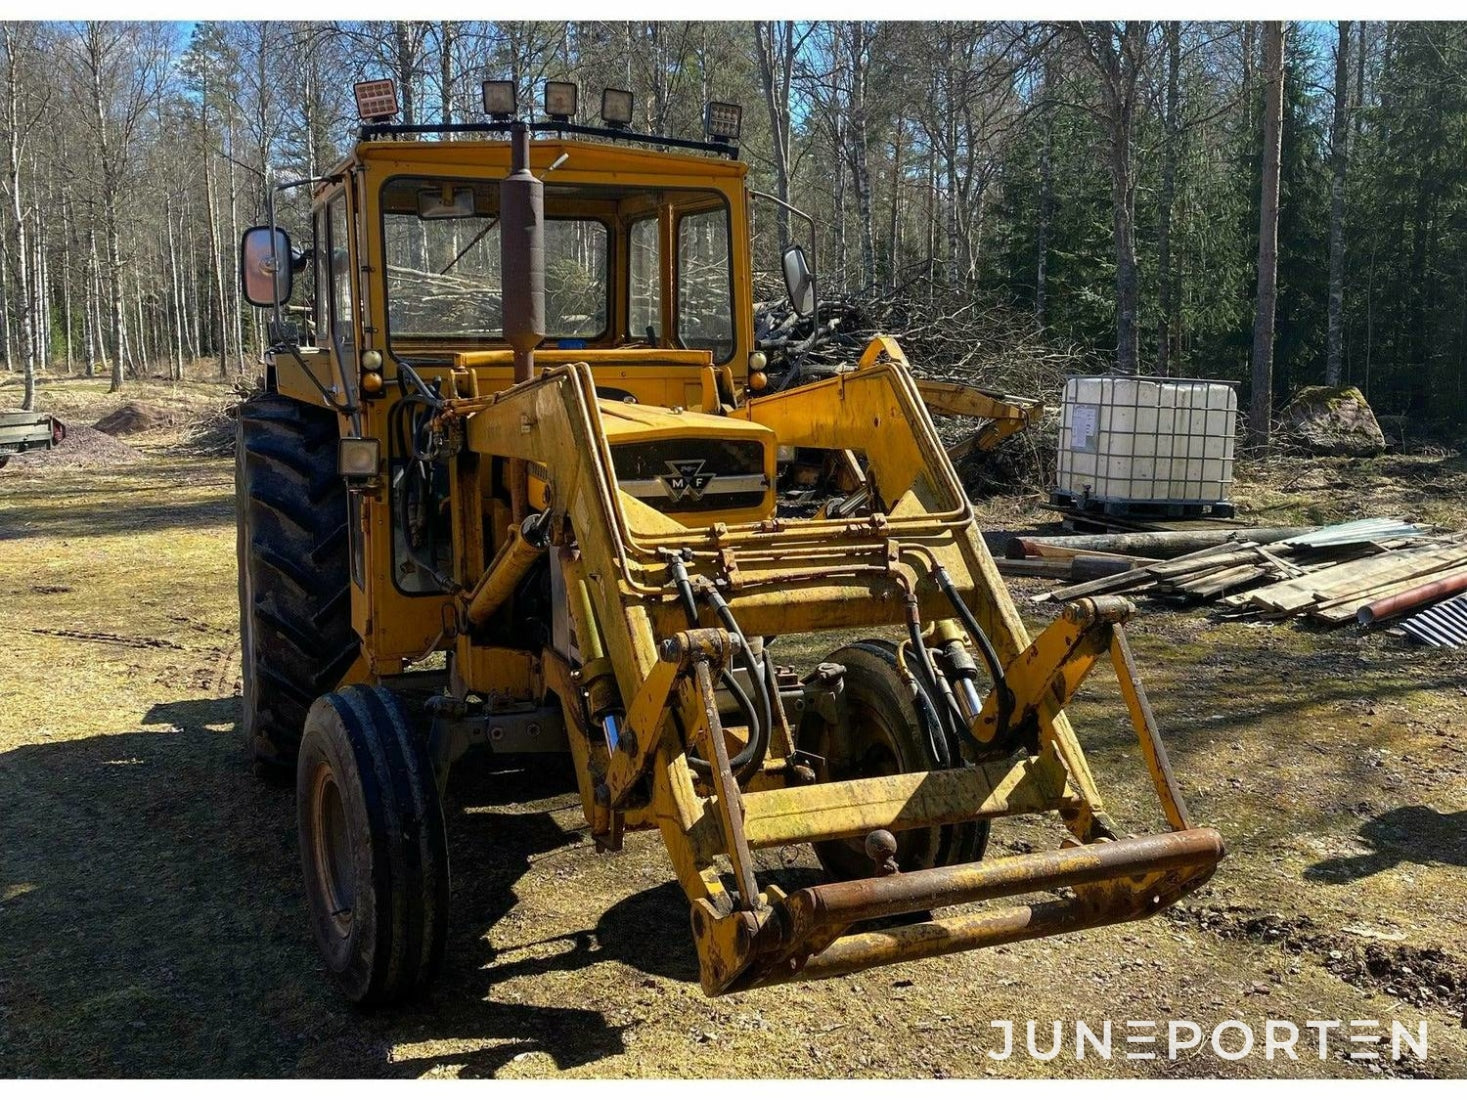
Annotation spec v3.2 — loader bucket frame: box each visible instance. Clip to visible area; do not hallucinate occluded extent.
[440,336,1222,995]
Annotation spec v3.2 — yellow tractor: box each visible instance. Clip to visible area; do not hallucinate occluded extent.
[236,78,1222,1006]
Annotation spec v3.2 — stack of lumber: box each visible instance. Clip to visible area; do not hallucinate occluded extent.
[1017,519,1467,631]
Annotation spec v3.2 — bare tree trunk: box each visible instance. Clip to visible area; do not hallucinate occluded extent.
[200,83,228,377]
[887,121,903,291]
[1156,22,1181,375]
[61,188,74,373]
[943,30,960,286]
[226,111,245,374]
[3,25,38,409]
[1249,22,1285,450]
[166,190,184,379]
[1072,22,1149,374]
[753,21,795,252]
[1354,20,1366,145]
[1110,115,1138,373]
[1,257,12,372]
[84,219,101,378]
[102,192,127,390]
[1036,53,1056,329]
[1326,21,1350,386]
[847,23,876,293]
[133,263,148,374]
[394,21,418,126]
[78,26,131,391]
[183,186,200,361]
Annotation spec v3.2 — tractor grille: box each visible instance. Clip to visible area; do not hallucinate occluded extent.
[612,438,768,514]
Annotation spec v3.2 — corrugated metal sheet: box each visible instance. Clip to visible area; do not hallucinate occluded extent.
[1282,517,1429,549]
[1401,593,1467,648]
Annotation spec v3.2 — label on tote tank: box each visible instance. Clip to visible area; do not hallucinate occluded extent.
[1071,403,1100,452]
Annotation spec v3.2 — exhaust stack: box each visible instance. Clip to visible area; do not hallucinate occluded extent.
[501,121,545,384]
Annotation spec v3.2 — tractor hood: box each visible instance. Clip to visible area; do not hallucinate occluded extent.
[597,401,775,526]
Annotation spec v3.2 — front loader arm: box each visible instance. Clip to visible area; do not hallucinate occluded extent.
[445,349,1220,996]
[914,378,1044,460]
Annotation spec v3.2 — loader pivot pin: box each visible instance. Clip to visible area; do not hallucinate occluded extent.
[865,829,900,877]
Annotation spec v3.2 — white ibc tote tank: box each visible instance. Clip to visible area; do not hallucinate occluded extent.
[1055,376,1238,507]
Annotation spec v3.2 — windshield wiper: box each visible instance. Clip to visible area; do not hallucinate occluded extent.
[439,216,500,276]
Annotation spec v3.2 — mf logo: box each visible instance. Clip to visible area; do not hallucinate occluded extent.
[660,459,716,504]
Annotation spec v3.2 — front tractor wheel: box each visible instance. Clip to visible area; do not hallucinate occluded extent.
[803,641,989,882]
[297,685,450,1007]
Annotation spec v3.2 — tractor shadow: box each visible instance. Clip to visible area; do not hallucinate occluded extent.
[0,698,645,1077]
[1304,804,1467,883]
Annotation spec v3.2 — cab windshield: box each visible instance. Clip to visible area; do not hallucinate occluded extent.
[379,175,734,362]
[382,177,607,341]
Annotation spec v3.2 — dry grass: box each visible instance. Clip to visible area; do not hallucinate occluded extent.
[3,376,1467,1077]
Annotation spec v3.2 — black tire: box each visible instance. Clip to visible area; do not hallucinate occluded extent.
[803,640,989,882]
[298,685,450,1006]
[236,393,356,770]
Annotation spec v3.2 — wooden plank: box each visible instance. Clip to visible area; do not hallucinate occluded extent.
[1170,564,1270,598]
[1309,564,1467,622]
[1035,541,1257,603]
[1246,545,1467,614]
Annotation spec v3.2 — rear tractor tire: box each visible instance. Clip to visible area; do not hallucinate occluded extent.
[236,393,357,771]
[802,640,989,882]
[298,685,450,1006]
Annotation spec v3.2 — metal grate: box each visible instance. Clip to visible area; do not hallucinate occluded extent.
[1400,594,1467,648]
[1281,518,1430,549]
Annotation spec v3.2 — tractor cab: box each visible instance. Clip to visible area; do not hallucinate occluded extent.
[253,81,782,421]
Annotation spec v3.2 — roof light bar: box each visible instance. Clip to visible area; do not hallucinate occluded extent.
[353,79,399,123]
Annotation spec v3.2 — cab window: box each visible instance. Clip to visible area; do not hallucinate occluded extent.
[629,217,661,342]
[327,195,356,367]
[678,208,733,363]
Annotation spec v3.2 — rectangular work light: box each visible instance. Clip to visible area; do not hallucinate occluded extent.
[600,87,634,129]
[544,81,578,122]
[337,437,380,481]
[482,79,516,119]
[353,79,399,123]
[705,100,742,143]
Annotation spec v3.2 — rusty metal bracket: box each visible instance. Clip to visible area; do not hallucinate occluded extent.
[972,596,1134,745]
[1110,623,1193,831]
[690,657,760,910]
[604,628,736,808]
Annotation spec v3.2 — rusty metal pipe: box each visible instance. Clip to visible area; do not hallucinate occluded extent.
[791,827,1223,928]
[501,122,544,383]
[1358,570,1467,625]
[769,894,1163,987]
[501,121,544,520]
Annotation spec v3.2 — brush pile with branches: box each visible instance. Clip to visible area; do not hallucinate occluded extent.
[755,284,1097,496]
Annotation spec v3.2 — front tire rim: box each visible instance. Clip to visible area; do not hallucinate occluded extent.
[309,762,355,938]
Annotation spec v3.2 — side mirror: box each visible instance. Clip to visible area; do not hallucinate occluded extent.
[782,244,816,317]
[240,226,293,307]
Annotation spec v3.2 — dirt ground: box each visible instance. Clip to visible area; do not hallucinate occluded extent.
[3,375,1467,1078]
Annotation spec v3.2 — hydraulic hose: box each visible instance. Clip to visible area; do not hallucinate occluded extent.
[900,599,956,768]
[664,557,771,782]
[704,589,772,783]
[931,564,1016,742]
